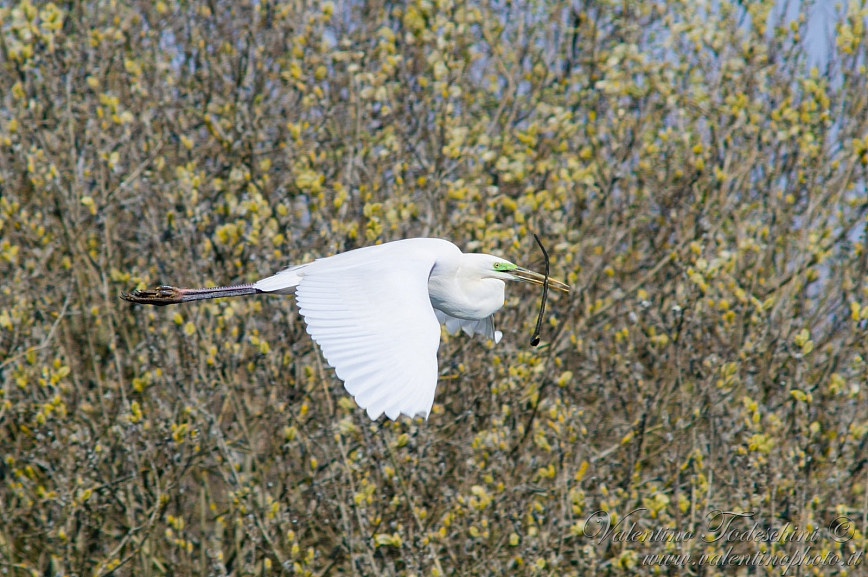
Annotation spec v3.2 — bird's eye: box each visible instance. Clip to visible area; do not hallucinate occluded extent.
[494,263,501,269]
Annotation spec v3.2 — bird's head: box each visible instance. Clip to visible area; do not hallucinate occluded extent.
[469,254,570,292]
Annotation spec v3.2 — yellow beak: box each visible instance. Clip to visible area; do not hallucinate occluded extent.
[512,267,570,292]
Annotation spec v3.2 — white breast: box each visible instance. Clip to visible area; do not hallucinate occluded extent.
[428,276,506,320]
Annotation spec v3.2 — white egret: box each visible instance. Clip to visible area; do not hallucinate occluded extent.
[122,238,569,420]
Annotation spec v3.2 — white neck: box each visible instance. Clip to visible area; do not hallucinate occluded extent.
[428,259,506,320]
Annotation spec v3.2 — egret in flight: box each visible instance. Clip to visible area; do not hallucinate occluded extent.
[122,238,569,420]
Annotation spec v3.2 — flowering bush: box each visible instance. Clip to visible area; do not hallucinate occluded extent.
[2,0,868,574]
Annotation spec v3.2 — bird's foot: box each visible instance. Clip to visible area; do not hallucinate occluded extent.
[121,285,185,306]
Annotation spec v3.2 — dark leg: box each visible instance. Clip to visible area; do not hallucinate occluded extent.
[120,284,261,306]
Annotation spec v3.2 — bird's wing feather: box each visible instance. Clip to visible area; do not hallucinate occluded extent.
[434,310,502,343]
[296,256,441,420]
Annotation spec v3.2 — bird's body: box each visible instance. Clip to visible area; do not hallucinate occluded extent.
[122,238,568,421]
[259,239,507,321]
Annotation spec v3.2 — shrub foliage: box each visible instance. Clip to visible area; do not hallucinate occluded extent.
[2,0,868,574]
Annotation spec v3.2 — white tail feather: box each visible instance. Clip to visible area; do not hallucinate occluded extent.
[253,263,311,294]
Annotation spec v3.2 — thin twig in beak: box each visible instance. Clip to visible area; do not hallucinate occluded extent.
[531,234,549,347]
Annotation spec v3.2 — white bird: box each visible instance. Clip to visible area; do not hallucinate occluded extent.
[122,238,569,420]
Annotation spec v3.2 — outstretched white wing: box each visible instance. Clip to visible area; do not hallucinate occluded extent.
[295,255,441,420]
